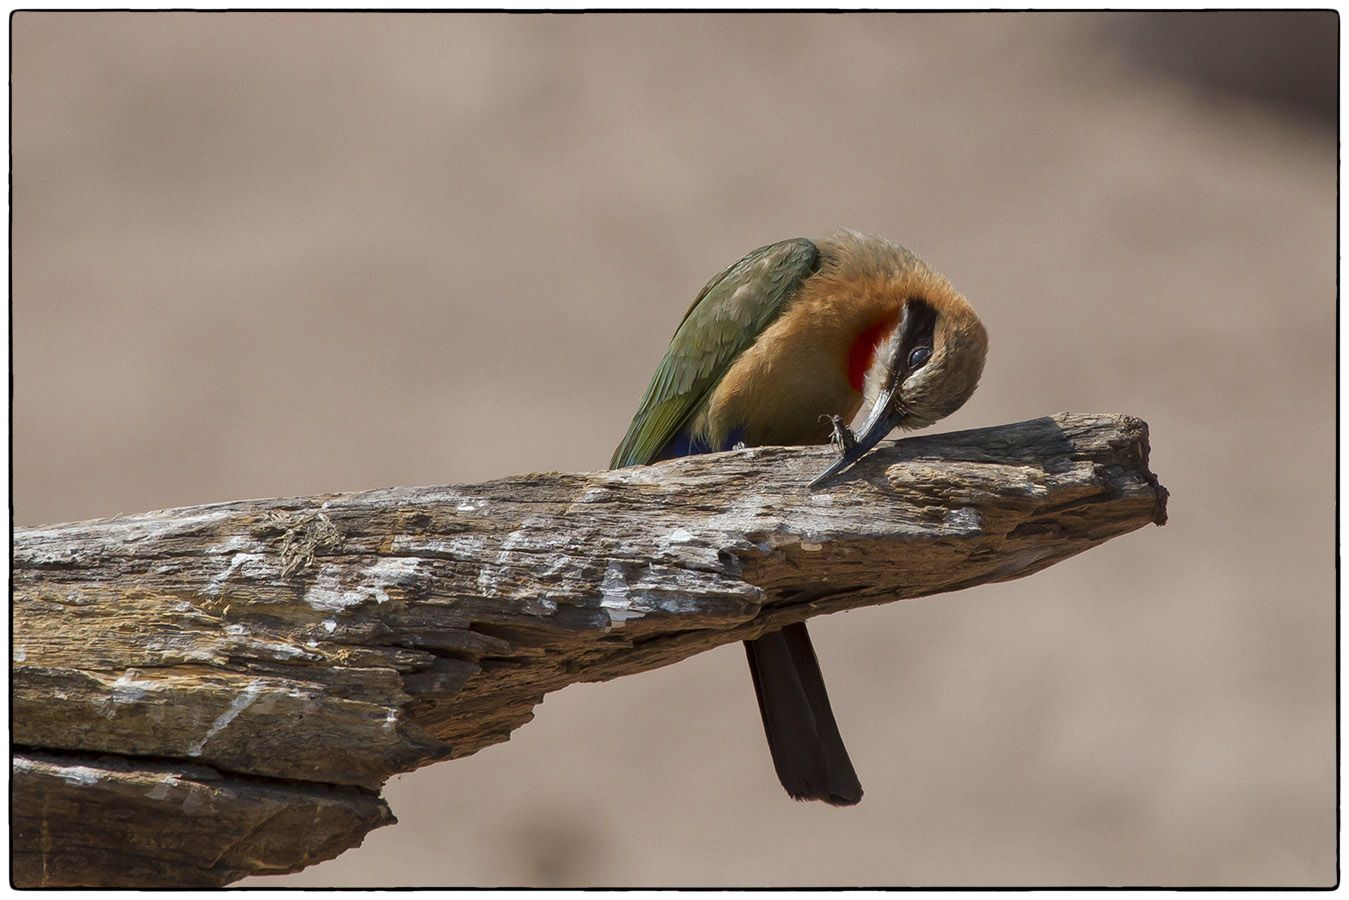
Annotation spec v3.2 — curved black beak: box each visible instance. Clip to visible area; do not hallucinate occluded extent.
[808,383,904,489]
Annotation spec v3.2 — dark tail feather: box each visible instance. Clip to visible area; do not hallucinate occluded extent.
[743,621,863,806]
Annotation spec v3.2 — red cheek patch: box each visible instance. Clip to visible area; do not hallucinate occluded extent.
[847,318,896,393]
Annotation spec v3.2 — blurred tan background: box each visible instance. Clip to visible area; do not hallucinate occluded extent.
[12,11,1335,887]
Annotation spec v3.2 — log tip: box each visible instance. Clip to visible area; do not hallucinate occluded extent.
[1115,414,1168,527]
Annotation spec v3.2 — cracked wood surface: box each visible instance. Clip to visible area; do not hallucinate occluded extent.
[11,412,1167,886]
[11,751,394,887]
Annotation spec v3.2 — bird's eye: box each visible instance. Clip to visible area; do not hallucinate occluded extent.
[908,345,932,369]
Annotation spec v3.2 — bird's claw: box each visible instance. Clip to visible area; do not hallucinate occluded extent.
[821,414,856,455]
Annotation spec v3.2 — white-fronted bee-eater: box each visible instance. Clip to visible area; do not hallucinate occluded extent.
[611,229,988,805]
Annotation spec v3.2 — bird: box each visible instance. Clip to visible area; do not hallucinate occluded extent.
[610,229,988,805]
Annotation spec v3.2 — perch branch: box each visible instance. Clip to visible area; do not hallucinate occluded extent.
[12,412,1167,887]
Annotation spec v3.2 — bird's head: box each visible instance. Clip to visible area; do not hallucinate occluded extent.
[811,231,988,484]
[861,291,988,432]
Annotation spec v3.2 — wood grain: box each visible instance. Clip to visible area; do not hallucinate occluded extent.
[12,412,1167,886]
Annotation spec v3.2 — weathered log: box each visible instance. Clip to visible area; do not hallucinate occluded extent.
[11,413,1167,887]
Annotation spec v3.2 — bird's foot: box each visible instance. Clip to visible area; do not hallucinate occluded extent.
[731,441,748,451]
[821,414,856,454]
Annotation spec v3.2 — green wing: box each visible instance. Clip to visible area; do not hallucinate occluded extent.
[610,238,819,469]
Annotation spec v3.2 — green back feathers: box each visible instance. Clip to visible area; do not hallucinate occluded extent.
[610,238,820,469]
